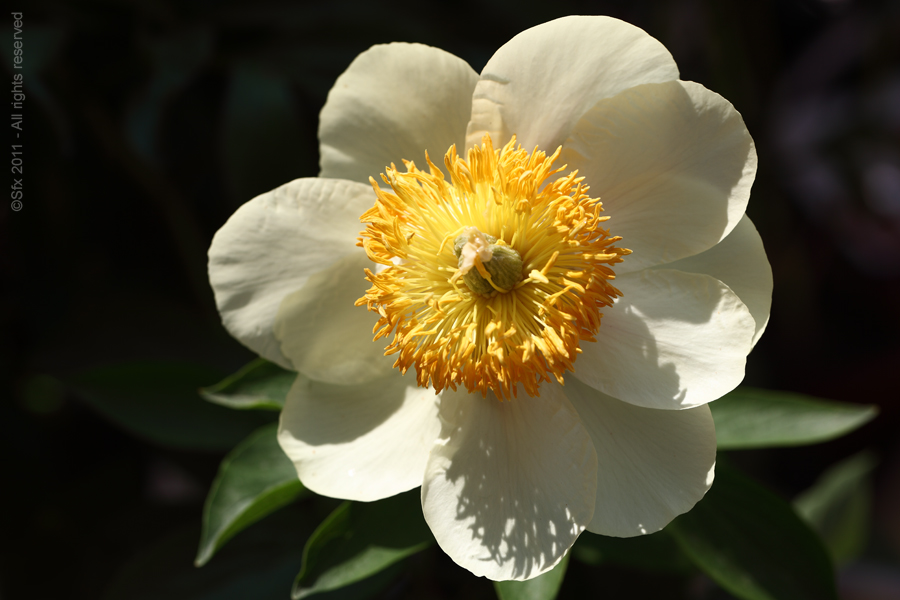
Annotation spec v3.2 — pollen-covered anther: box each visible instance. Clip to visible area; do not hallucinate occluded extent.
[357,134,631,400]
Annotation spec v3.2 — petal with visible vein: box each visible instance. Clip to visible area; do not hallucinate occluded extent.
[320,43,478,184]
[421,385,597,581]
[208,178,374,369]
[660,215,772,346]
[574,269,755,409]
[466,16,679,153]
[564,377,716,537]
[562,80,756,272]
[278,373,440,502]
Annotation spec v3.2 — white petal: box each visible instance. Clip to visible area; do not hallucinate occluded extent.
[564,377,716,536]
[320,43,479,184]
[274,251,395,385]
[660,215,772,346]
[574,269,755,409]
[466,16,678,152]
[562,80,757,272]
[421,385,597,581]
[208,178,375,369]
[278,372,440,502]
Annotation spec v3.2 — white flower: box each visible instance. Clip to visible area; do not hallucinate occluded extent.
[208,16,772,581]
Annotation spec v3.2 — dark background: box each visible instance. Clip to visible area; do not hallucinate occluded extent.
[3,0,899,598]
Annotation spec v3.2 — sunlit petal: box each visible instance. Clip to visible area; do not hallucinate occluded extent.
[421,385,597,580]
[467,15,678,152]
[562,80,756,272]
[278,373,440,502]
[574,269,755,409]
[320,43,478,184]
[659,215,772,346]
[565,377,716,536]
[208,178,374,368]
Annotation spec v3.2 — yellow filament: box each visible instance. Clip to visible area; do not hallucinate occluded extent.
[356,135,630,400]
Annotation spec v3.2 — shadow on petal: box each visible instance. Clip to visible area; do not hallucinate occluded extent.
[275,251,395,385]
[577,269,753,409]
[580,294,684,407]
[422,386,597,580]
[563,377,717,537]
[279,373,441,501]
[561,80,755,273]
[282,373,411,445]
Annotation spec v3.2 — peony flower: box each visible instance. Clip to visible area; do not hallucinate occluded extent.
[208,16,772,581]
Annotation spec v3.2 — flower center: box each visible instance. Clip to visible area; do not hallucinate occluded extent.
[451,227,524,295]
[356,135,630,399]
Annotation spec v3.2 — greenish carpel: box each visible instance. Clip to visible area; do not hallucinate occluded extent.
[453,230,524,296]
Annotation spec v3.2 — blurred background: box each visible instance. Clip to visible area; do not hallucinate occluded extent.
[3,0,899,598]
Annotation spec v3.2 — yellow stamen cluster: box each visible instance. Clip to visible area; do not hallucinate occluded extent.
[356,135,630,399]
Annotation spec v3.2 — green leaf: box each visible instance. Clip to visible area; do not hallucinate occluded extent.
[494,553,569,600]
[572,529,691,573]
[794,452,876,565]
[293,489,434,600]
[667,463,837,600]
[711,387,877,449]
[200,358,296,411]
[67,361,275,451]
[196,423,308,566]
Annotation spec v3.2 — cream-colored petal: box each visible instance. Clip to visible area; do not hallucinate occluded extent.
[574,269,755,410]
[320,43,479,184]
[208,178,374,369]
[421,385,597,581]
[562,80,757,272]
[564,377,716,536]
[278,373,440,502]
[274,251,395,385]
[466,16,678,153]
[659,215,772,346]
